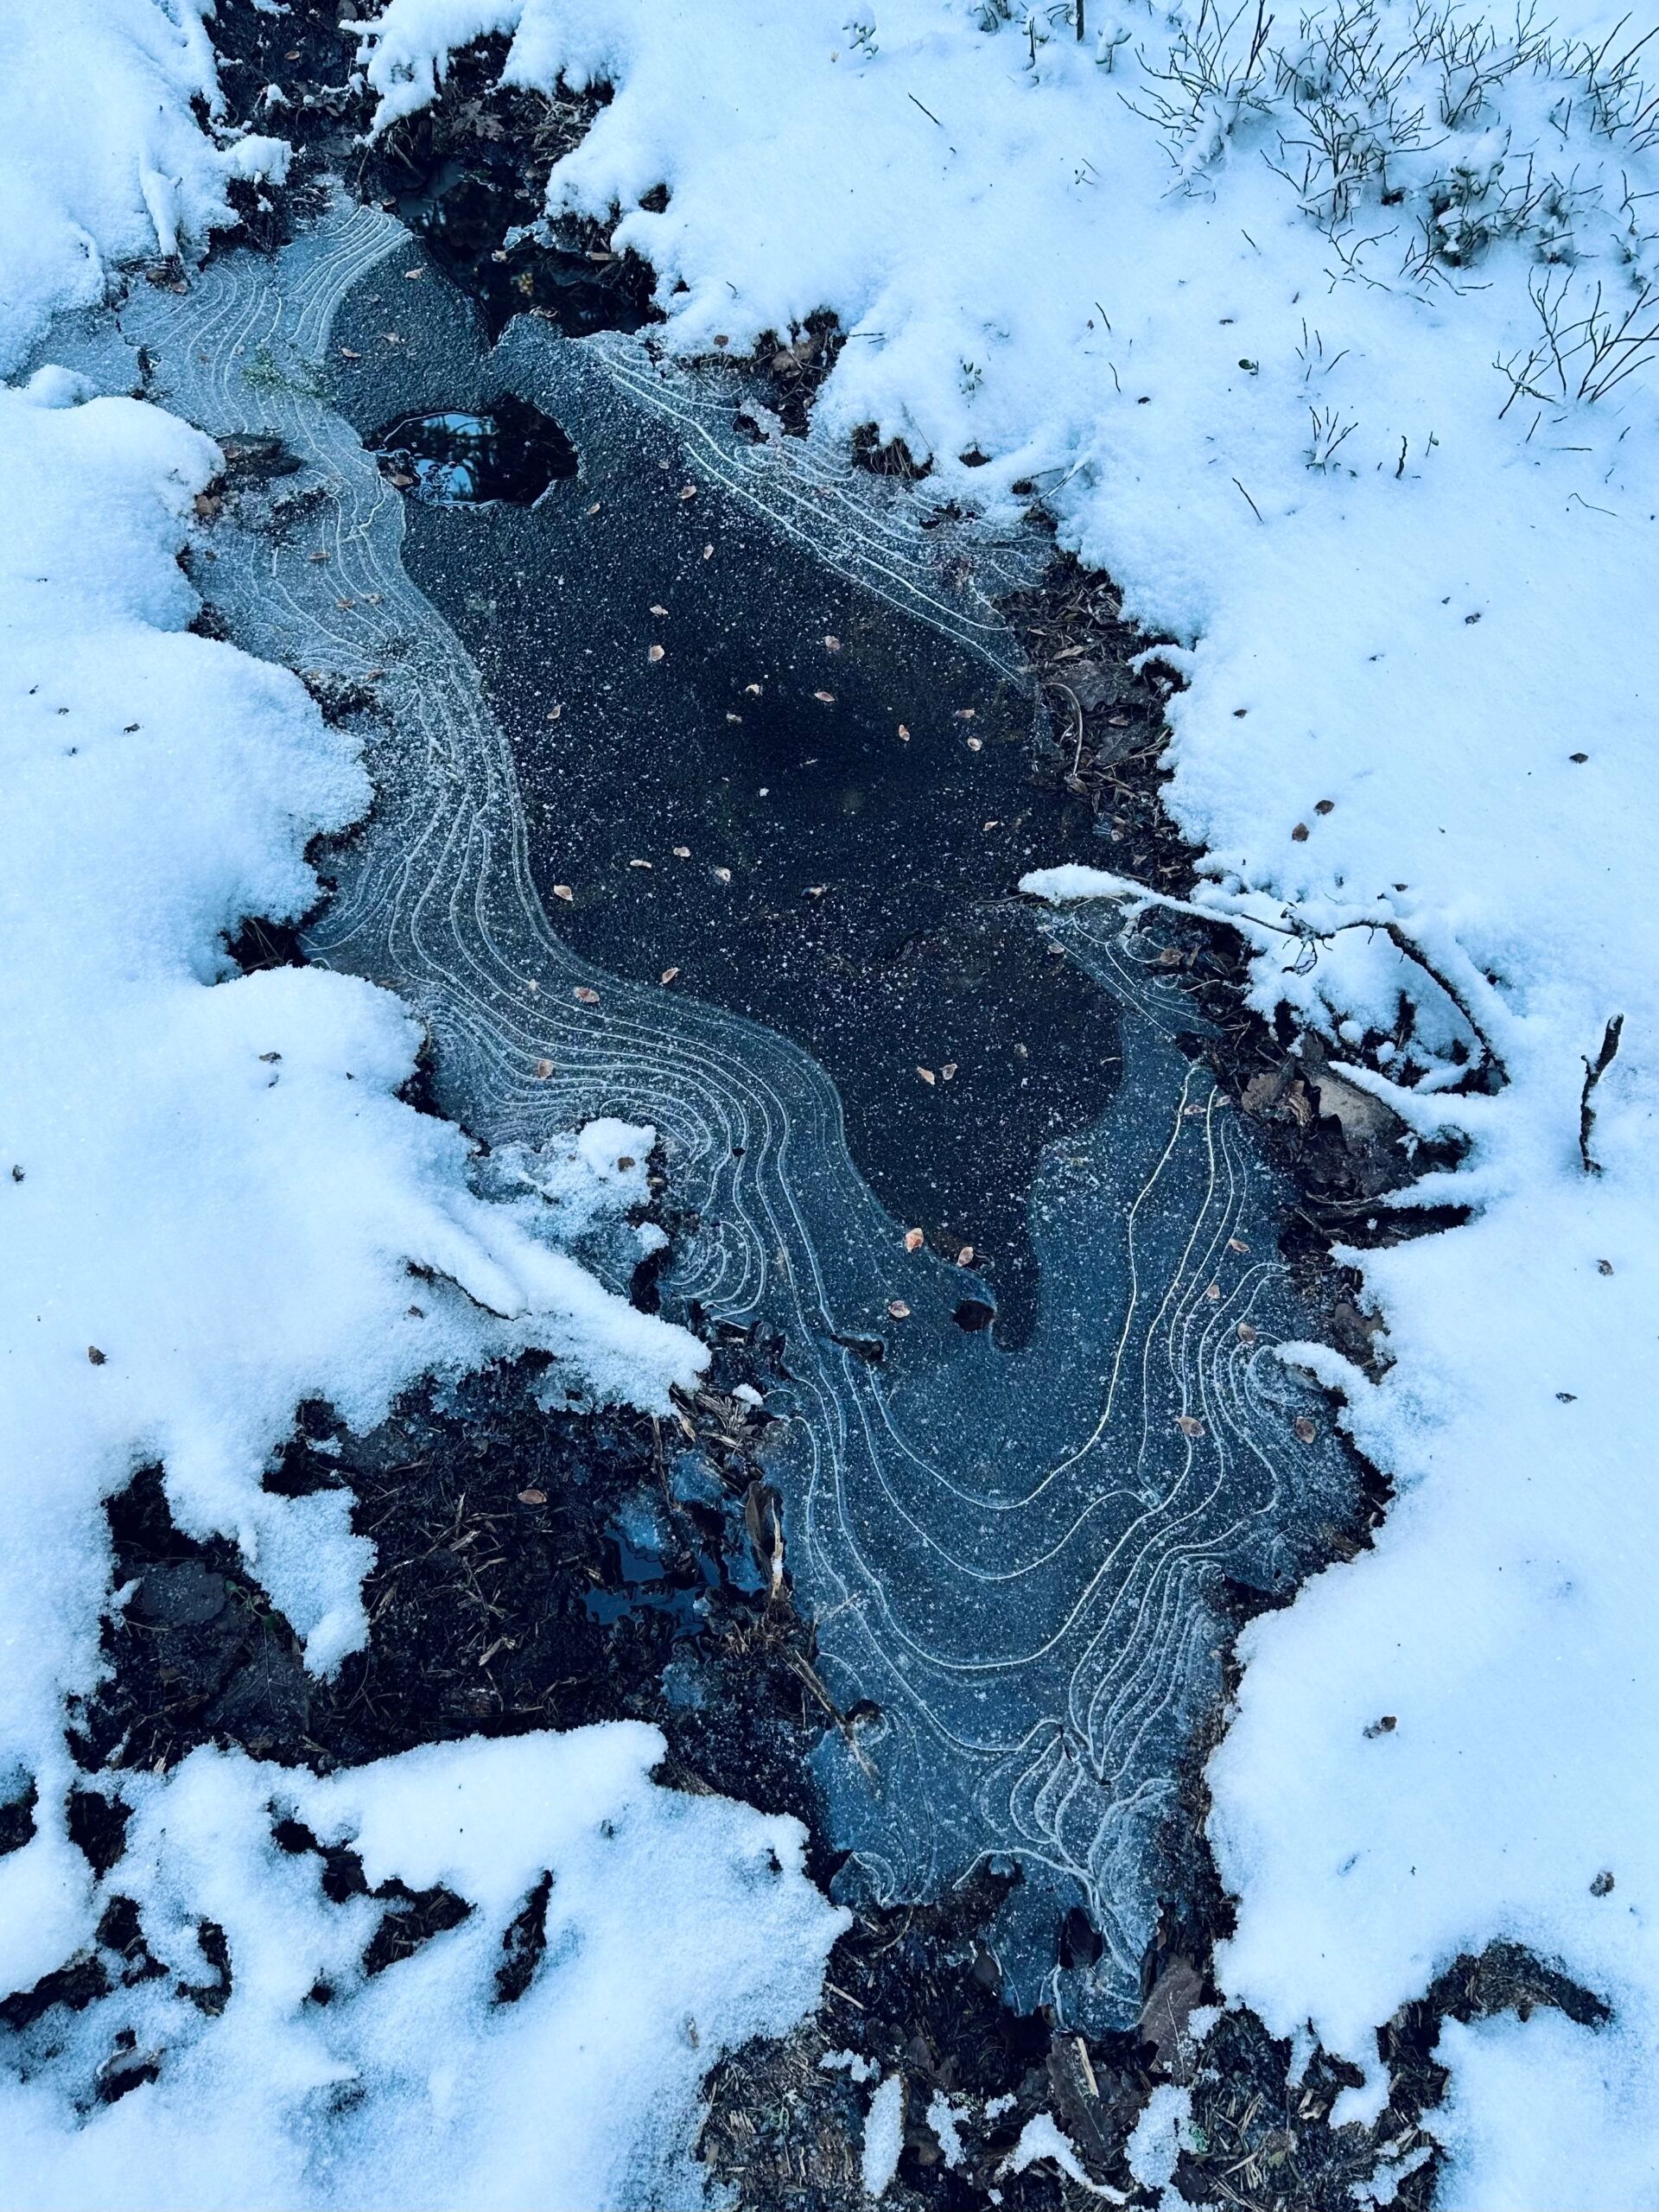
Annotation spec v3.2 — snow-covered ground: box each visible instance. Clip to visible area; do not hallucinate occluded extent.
[0,7,841,2203]
[7,0,1659,2200]
[351,0,1659,2202]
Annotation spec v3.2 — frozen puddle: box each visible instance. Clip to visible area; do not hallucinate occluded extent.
[47,197,1357,2025]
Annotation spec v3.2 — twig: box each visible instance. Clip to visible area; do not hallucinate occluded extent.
[1579,1013,1624,1173]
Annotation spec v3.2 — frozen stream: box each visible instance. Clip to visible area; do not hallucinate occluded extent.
[41,197,1355,2026]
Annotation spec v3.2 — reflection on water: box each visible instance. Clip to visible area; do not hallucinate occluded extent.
[372,396,578,505]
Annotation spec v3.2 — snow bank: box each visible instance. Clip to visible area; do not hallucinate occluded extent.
[0,1729,842,2209]
[0,0,285,377]
[358,0,1659,2193]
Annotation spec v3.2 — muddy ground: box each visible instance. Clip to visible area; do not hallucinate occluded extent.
[0,8,1602,2205]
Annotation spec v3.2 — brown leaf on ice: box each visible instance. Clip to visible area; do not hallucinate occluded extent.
[1205,1281,1221,1300]
[553,884,575,902]
[628,858,653,869]
[1294,1415,1317,1443]
[966,736,982,752]
[887,1300,911,1319]
[648,644,665,664]
[713,866,733,883]
[1292,822,1310,842]
[904,1228,925,1252]
[673,845,691,858]
[823,634,842,651]
[660,967,680,984]
[1176,1414,1205,1438]
[814,690,836,704]
[87,1346,106,1366]
[534,1059,555,1079]
[679,483,697,499]
[897,723,911,740]
[1228,1236,1249,1253]
[941,1062,958,1081]
[650,603,668,616]
[517,1489,547,1506]
[575,986,600,1005]
[1236,1320,1258,1344]
[917,1066,937,1085]
[957,1245,975,1266]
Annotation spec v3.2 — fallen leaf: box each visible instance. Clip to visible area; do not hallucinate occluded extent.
[679,483,697,499]
[628,858,653,869]
[1292,821,1310,842]
[941,1061,958,1081]
[814,690,836,704]
[905,1228,925,1252]
[823,634,842,651]
[575,986,600,1004]
[702,543,714,559]
[648,644,665,664]
[650,603,668,616]
[1140,1958,1205,2066]
[617,1155,636,1171]
[660,966,680,984]
[1315,798,1335,814]
[586,500,601,515]
[518,1488,547,1505]
[898,723,911,740]
[957,1245,975,1266]
[1228,1236,1249,1253]
[1205,1281,1221,1301]
[714,866,733,883]
[553,884,575,902]
[339,346,360,359]
[1294,1415,1317,1443]
[745,683,762,696]
[87,1346,106,1366]
[1176,1414,1205,1438]
[545,704,563,722]
[954,707,977,720]
[887,1300,912,1319]
[966,736,982,752]
[917,1066,937,1085]
[534,1058,555,1078]
[1236,1320,1258,1344]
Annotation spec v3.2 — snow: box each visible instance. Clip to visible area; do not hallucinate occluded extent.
[357,0,1659,2196]
[925,2090,966,2169]
[1005,2111,1128,2200]
[1125,2083,1192,2201]
[1,11,842,2202]
[0,1729,843,2209]
[861,2073,906,2197]
[0,0,286,378]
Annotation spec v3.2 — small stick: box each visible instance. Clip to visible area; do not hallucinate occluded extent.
[1580,1014,1624,1174]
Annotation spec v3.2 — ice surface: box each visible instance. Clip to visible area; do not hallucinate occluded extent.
[73,199,1361,2029]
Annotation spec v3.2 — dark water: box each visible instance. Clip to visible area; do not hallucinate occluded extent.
[330,276,1114,1346]
[370,397,578,505]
